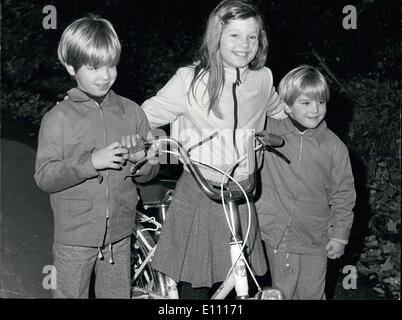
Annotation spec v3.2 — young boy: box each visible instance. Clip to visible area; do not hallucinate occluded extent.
[256,65,356,299]
[34,15,159,298]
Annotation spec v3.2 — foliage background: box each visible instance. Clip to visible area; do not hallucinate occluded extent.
[1,0,400,299]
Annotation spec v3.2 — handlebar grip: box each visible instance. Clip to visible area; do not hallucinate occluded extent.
[127,140,152,154]
[255,132,284,147]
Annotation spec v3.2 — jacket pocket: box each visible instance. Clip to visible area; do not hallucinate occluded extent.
[117,191,138,216]
[51,197,94,234]
[292,202,330,248]
[52,197,93,215]
[69,199,93,216]
[255,196,281,236]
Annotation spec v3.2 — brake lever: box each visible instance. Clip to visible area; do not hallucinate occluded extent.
[256,136,291,164]
[264,145,291,164]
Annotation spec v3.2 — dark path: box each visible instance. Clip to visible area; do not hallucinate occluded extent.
[1,139,53,298]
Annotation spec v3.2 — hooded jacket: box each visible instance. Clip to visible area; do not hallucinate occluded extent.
[256,117,356,256]
[34,88,159,246]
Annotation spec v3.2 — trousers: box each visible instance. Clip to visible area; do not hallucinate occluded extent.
[52,236,131,298]
[265,243,327,300]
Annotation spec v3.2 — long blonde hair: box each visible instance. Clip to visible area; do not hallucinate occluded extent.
[190,0,268,118]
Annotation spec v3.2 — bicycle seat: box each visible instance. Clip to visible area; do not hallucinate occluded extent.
[137,179,176,206]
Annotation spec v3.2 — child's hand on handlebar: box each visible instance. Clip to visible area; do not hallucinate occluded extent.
[121,134,147,163]
[91,142,128,170]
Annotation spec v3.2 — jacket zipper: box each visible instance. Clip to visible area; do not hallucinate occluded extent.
[298,133,304,169]
[97,103,109,219]
[232,68,241,160]
[275,132,304,256]
[97,101,114,263]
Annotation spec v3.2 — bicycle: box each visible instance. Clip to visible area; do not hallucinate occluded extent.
[130,130,285,300]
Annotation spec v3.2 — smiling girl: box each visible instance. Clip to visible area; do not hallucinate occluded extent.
[141,0,285,298]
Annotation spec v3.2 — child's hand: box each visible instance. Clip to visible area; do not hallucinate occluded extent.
[91,142,128,170]
[121,135,146,163]
[325,240,345,259]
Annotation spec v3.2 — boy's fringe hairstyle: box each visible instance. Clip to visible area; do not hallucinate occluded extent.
[278,65,330,106]
[58,14,121,71]
[190,0,268,118]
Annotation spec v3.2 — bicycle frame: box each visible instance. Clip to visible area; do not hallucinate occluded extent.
[131,131,284,300]
[212,200,249,299]
[132,187,179,299]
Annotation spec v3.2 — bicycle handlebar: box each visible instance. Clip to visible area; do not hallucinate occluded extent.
[130,131,284,202]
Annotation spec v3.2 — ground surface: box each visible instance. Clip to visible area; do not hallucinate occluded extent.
[1,138,53,298]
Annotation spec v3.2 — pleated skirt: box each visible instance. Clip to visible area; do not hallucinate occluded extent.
[151,171,268,288]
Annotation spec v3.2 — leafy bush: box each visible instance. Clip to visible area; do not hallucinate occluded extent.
[1,89,52,125]
[356,155,400,299]
[344,77,400,299]
[347,78,400,158]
